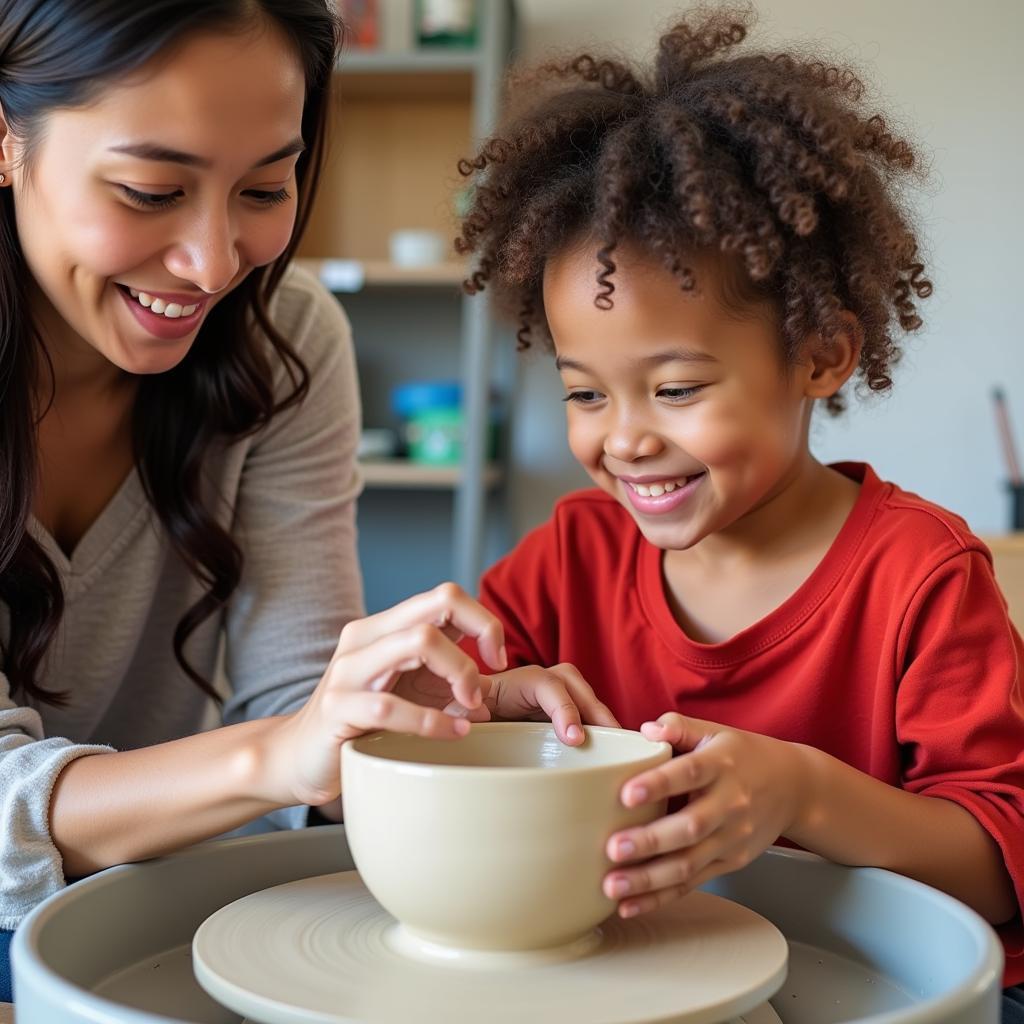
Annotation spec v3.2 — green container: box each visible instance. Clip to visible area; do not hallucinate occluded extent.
[405,407,464,465]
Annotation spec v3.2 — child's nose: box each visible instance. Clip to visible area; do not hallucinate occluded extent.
[604,423,664,462]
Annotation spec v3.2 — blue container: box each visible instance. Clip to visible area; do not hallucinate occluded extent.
[390,380,461,420]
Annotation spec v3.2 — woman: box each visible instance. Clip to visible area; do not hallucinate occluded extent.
[0,0,613,1000]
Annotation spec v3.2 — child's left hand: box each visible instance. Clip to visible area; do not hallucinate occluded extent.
[395,658,621,745]
[603,712,810,917]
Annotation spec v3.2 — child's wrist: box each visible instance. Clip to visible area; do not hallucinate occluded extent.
[785,741,827,843]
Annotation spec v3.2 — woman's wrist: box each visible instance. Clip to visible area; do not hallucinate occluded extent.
[231,714,295,807]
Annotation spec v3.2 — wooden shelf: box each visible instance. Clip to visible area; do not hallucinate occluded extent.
[295,258,465,291]
[360,459,501,490]
[338,50,480,75]
[981,533,1024,555]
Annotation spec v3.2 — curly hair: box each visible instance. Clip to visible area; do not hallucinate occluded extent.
[455,5,932,414]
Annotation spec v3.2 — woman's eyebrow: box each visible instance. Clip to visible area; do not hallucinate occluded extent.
[107,138,306,169]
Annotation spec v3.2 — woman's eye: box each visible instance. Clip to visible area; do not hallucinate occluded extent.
[120,185,182,210]
[658,385,704,401]
[562,390,603,405]
[244,187,292,207]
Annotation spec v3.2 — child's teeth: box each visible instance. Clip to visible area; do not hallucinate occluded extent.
[631,477,689,498]
[150,298,167,314]
[129,288,139,298]
[138,291,154,308]
[182,304,197,316]
[164,302,183,318]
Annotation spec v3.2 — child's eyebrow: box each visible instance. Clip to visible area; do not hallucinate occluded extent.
[555,348,719,372]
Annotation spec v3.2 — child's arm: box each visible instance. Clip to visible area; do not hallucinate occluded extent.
[603,713,1015,925]
[604,548,1024,927]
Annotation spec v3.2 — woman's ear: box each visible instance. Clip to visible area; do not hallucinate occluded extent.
[0,103,14,184]
[802,311,862,399]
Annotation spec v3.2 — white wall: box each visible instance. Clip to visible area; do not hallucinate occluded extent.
[505,0,1024,540]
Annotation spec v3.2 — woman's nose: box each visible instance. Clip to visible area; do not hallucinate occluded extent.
[164,210,240,295]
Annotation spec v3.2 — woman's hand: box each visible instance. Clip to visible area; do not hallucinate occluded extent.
[262,583,507,809]
[602,712,810,917]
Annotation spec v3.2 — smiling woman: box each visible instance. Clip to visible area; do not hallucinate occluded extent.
[0,0,612,1005]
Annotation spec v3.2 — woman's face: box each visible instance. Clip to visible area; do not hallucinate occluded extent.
[4,21,307,376]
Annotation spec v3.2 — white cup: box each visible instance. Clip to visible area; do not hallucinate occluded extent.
[389,229,447,267]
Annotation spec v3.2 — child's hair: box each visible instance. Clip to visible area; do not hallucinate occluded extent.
[455,5,932,414]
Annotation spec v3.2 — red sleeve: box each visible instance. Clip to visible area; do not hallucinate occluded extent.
[895,549,1024,977]
[467,515,564,672]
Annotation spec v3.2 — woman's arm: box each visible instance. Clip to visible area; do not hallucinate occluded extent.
[49,582,509,876]
[49,716,284,876]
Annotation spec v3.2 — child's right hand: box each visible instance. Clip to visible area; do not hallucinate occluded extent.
[260,583,506,809]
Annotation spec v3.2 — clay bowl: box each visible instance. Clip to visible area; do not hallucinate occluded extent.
[340,722,671,962]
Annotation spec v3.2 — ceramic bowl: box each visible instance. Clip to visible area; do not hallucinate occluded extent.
[340,722,671,956]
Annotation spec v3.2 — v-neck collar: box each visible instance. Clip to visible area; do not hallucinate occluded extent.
[28,468,151,595]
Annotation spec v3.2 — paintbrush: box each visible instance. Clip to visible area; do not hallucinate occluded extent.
[992,388,1023,488]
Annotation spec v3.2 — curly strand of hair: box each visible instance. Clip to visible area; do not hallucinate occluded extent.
[593,119,649,245]
[759,55,866,104]
[456,137,518,177]
[594,243,617,310]
[499,174,587,284]
[857,114,916,172]
[656,8,749,82]
[515,294,540,351]
[533,53,647,97]
[463,256,493,295]
[653,105,718,243]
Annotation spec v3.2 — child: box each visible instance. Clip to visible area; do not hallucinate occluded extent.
[455,6,1024,1010]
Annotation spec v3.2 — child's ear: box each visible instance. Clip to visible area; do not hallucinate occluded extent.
[802,312,862,399]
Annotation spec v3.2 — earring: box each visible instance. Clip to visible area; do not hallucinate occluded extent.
[0,174,5,184]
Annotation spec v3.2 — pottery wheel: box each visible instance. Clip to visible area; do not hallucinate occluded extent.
[193,870,788,1024]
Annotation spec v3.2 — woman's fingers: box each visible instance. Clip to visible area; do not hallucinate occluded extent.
[329,621,486,712]
[338,691,471,741]
[335,582,507,674]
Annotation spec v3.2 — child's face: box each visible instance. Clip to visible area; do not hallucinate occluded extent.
[544,240,820,552]
[5,22,305,376]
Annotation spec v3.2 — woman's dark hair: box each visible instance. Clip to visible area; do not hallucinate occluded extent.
[456,5,932,410]
[0,0,343,704]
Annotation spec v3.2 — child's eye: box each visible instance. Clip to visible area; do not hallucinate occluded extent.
[562,390,603,405]
[120,185,182,210]
[244,187,292,207]
[657,385,704,401]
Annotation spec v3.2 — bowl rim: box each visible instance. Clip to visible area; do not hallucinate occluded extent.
[341,722,672,779]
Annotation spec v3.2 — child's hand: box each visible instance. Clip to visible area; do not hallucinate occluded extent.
[602,712,809,917]
[477,664,621,745]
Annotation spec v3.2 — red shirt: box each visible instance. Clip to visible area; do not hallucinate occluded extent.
[477,463,1024,983]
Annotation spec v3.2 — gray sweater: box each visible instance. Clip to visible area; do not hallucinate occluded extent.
[0,265,364,928]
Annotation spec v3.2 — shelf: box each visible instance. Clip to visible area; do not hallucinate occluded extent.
[360,459,502,490]
[295,258,466,292]
[338,50,480,74]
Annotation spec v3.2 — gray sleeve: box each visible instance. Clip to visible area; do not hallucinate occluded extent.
[221,269,364,829]
[0,673,113,928]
